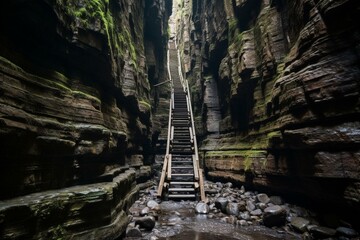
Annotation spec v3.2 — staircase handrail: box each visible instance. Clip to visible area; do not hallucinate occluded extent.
[157,43,174,197]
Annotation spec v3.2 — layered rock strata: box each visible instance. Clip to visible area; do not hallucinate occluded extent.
[0,0,171,238]
[175,0,360,223]
[0,170,138,239]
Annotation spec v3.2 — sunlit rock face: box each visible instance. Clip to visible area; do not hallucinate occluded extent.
[175,0,360,221]
[0,0,171,238]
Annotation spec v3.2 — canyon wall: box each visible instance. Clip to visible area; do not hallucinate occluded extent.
[0,0,170,238]
[175,0,360,218]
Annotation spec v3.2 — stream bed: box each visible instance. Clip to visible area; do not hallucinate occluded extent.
[124,181,359,240]
[125,182,303,240]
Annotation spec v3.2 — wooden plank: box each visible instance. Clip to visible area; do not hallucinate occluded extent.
[198,168,206,202]
[193,154,199,181]
[167,154,172,180]
[171,182,195,185]
[171,126,174,141]
[169,188,195,192]
[157,154,169,197]
[189,127,194,142]
[168,194,195,198]
[153,80,171,87]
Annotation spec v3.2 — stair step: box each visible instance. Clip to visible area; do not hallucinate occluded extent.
[172,142,192,146]
[169,188,195,192]
[170,181,195,185]
[172,139,191,143]
[171,151,193,154]
[172,161,193,165]
[172,173,194,177]
[172,166,193,169]
[172,157,192,160]
[168,194,196,198]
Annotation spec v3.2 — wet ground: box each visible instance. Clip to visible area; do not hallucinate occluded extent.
[128,199,300,240]
[126,181,359,240]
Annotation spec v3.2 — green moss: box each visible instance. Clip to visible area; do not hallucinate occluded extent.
[47,225,66,240]
[244,156,252,171]
[228,18,238,43]
[56,0,138,66]
[116,29,137,65]
[72,90,101,103]
[0,56,25,73]
[267,131,281,139]
[139,100,151,110]
[205,149,266,172]
[206,150,265,157]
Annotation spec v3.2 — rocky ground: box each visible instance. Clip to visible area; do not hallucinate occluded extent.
[125,181,359,240]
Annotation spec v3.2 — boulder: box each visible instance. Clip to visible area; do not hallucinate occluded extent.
[290,217,310,233]
[310,226,336,238]
[269,196,283,205]
[226,202,239,216]
[239,212,251,220]
[227,215,237,224]
[195,202,209,214]
[240,186,245,194]
[336,227,358,238]
[215,197,228,213]
[140,207,150,216]
[258,203,267,210]
[250,209,262,216]
[238,201,247,211]
[263,205,286,227]
[126,226,142,238]
[256,193,270,204]
[146,200,159,210]
[134,216,156,230]
[246,200,256,211]
[237,220,248,226]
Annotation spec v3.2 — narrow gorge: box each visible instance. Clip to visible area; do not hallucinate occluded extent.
[0,0,359,239]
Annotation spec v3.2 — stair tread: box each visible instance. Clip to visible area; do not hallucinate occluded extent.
[170,181,195,185]
[168,194,196,198]
[169,188,195,191]
[172,166,193,169]
[172,173,194,176]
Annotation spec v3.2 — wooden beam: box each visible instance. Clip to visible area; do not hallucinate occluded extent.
[157,155,169,197]
[199,168,206,202]
[193,154,199,180]
[167,154,172,180]
[153,80,171,87]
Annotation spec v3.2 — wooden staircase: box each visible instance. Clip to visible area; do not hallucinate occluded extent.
[157,41,206,201]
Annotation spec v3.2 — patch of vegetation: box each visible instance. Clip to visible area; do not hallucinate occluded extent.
[139,99,152,110]
[228,18,238,43]
[206,150,266,172]
[0,56,25,73]
[56,0,138,65]
[47,225,66,240]
[33,200,65,220]
[267,131,281,139]
[72,90,101,103]
[116,28,137,64]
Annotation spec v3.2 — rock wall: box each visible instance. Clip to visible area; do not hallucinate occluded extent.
[0,170,138,239]
[175,0,360,220]
[0,0,170,238]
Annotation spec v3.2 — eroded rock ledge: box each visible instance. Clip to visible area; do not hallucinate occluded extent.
[0,170,138,239]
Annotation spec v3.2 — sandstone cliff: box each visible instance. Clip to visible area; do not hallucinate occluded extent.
[0,0,171,238]
[175,0,360,222]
